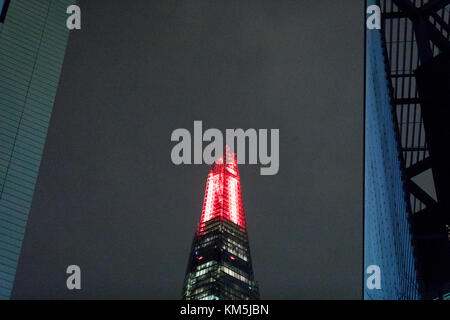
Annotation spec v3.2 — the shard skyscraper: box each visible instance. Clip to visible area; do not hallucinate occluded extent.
[182,149,259,300]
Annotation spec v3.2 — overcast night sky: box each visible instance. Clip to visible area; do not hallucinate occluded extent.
[12,0,364,299]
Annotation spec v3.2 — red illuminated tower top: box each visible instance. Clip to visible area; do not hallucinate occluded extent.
[183,145,259,300]
[198,146,246,233]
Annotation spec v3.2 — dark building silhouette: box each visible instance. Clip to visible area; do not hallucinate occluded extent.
[182,149,259,300]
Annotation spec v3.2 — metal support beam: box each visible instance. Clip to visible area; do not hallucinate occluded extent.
[406,157,432,178]
[420,0,450,15]
[393,97,421,104]
[391,0,421,19]
[392,0,450,56]
[382,12,409,19]
[407,180,438,208]
[390,73,415,78]
[430,12,450,39]
[402,147,428,152]
[414,18,435,63]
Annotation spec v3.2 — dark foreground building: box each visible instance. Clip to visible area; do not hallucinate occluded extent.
[365,0,450,299]
[182,150,259,300]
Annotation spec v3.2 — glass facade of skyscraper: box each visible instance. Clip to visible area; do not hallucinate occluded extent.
[0,0,72,299]
[364,20,420,299]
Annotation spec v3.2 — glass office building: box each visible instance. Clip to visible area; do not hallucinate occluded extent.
[182,149,259,300]
[0,0,72,299]
[365,0,450,299]
[364,7,420,299]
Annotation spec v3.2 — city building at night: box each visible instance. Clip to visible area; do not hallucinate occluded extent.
[0,0,73,299]
[365,0,450,299]
[365,14,419,299]
[182,148,259,300]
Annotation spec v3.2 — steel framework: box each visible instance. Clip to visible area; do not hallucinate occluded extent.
[378,0,450,298]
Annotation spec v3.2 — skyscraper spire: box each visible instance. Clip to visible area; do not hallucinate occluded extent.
[199,146,246,231]
[182,147,259,300]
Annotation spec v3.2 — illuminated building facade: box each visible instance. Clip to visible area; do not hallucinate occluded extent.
[365,0,450,299]
[365,13,419,299]
[0,0,73,299]
[182,149,259,300]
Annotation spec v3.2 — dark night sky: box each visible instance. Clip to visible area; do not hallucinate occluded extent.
[12,0,364,299]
